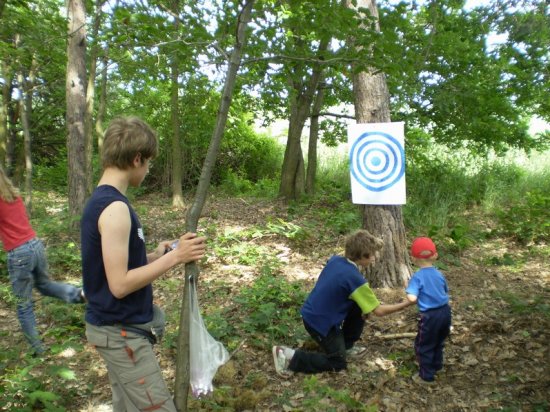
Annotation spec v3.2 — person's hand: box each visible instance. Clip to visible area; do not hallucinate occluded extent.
[173,232,206,264]
[152,240,173,259]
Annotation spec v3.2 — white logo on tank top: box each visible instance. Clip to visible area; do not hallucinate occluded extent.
[137,227,145,242]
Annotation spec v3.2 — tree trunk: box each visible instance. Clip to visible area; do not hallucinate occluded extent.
[170,0,184,208]
[0,62,10,165]
[305,83,326,195]
[66,0,88,226]
[279,38,329,201]
[17,68,32,212]
[173,2,254,410]
[279,99,307,200]
[2,62,16,176]
[347,0,411,288]
[85,0,104,195]
[22,51,37,211]
[96,49,108,155]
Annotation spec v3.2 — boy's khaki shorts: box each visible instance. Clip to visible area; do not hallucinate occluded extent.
[86,322,176,412]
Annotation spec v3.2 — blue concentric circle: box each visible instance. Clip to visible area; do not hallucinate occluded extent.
[350,131,405,192]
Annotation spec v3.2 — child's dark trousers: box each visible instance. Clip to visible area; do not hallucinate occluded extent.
[415,304,452,381]
[288,303,364,374]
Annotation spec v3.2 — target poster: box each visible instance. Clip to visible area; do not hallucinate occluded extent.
[347,122,406,205]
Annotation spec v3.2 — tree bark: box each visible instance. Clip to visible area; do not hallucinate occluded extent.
[21,49,37,211]
[66,0,88,226]
[96,49,108,155]
[170,0,184,208]
[85,0,104,195]
[17,67,32,211]
[0,61,10,165]
[346,0,411,288]
[173,2,254,410]
[2,60,17,176]
[305,83,326,195]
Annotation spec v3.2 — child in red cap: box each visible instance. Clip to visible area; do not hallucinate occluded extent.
[406,237,451,384]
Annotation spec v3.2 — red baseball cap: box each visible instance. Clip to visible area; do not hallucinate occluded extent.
[410,237,437,259]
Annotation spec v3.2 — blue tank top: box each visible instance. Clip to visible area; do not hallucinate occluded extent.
[81,185,153,326]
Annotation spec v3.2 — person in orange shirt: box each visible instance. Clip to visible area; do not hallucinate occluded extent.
[0,165,84,355]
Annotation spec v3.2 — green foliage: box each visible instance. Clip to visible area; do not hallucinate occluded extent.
[33,158,69,192]
[387,350,417,378]
[231,267,307,348]
[495,189,550,244]
[266,217,311,246]
[0,360,69,412]
[218,128,284,184]
[218,173,279,198]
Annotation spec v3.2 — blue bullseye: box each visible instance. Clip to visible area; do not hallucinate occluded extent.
[350,131,405,192]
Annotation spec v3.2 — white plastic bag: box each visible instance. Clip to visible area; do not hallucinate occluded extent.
[189,280,230,398]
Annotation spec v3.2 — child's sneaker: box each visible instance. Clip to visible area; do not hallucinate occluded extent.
[272,346,292,377]
[412,374,434,385]
[346,345,367,358]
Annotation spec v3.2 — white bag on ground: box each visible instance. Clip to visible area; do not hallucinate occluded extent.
[189,280,230,398]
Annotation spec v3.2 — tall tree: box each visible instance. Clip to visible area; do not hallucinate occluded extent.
[173,2,254,409]
[346,0,411,288]
[15,32,37,209]
[66,0,88,223]
[305,81,326,195]
[170,0,184,207]
[95,49,108,154]
[85,0,105,193]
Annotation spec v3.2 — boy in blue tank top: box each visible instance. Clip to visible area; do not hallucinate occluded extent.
[406,237,451,384]
[272,230,412,376]
[81,116,206,411]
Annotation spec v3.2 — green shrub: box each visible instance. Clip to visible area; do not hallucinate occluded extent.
[231,266,307,348]
[496,189,550,244]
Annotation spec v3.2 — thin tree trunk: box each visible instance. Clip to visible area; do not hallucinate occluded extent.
[22,52,37,211]
[173,1,255,410]
[96,49,108,155]
[0,62,10,165]
[85,0,104,195]
[279,100,307,200]
[346,0,411,288]
[170,0,184,208]
[17,68,32,211]
[66,0,88,227]
[2,61,17,176]
[305,83,326,195]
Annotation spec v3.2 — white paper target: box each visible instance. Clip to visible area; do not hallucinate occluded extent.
[348,122,406,205]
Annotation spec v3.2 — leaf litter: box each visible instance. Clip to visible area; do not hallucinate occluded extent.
[0,194,548,411]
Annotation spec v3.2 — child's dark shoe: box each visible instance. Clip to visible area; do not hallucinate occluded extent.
[412,374,434,385]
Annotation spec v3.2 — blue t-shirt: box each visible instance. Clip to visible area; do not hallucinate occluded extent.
[301,256,380,337]
[81,185,153,326]
[405,266,449,312]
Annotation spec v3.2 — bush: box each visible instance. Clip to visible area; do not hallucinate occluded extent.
[496,189,550,244]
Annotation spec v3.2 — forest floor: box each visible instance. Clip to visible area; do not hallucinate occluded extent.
[0,194,549,411]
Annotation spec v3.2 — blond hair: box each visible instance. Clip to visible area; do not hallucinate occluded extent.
[0,165,19,202]
[345,229,384,261]
[101,116,158,170]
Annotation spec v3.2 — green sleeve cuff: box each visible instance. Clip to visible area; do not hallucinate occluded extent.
[350,283,380,314]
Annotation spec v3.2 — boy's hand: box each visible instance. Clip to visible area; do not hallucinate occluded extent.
[173,232,206,263]
[406,294,418,304]
[150,241,173,260]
